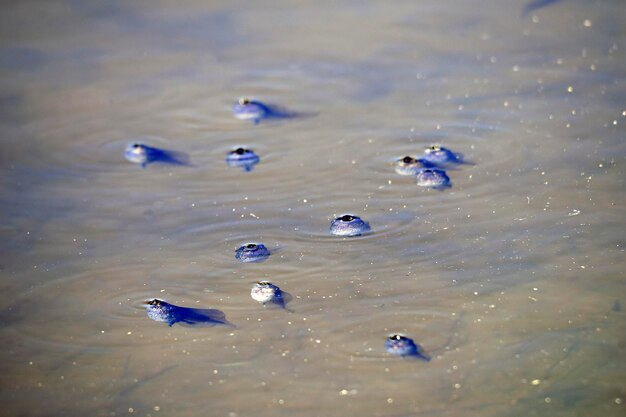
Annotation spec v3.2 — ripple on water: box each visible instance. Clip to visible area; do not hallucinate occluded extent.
[283,209,415,242]
[11,263,240,350]
[299,307,464,365]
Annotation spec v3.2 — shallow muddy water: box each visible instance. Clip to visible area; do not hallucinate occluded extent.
[0,0,624,416]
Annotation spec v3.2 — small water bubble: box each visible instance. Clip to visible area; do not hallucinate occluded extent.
[583,19,592,27]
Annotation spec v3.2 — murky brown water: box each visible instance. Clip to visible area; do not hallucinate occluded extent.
[1,0,624,416]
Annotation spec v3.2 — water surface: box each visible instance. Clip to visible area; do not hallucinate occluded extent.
[1,0,625,416]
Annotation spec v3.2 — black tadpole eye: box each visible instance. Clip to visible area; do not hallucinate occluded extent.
[430,145,440,151]
[246,243,257,249]
[340,215,354,222]
[133,143,141,149]
[389,334,402,341]
[235,148,245,155]
[148,299,160,306]
[239,98,250,105]
[402,156,413,163]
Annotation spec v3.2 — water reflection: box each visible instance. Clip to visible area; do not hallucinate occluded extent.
[522,0,564,17]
